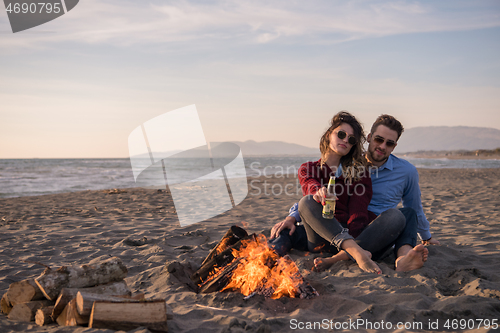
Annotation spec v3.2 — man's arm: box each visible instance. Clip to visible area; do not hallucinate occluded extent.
[269,203,300,239]
[287,202,301,223]
[270,161,326,239]
[402,166,439,244]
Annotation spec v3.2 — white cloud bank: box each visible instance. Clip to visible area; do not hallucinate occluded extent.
[1,0,499,50]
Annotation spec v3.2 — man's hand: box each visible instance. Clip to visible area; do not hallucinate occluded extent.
[270,216,296,239]
[422,237,440,246]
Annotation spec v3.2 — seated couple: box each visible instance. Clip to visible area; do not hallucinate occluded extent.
[268,112,440,274]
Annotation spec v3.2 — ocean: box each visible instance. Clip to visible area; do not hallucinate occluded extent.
[1,156,499,199]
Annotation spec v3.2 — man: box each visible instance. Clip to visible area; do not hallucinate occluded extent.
[270,114,439,272]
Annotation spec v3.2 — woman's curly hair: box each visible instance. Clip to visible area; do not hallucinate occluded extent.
[319,111,367,183]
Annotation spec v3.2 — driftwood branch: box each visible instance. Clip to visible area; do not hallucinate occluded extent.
[18,260,51,269]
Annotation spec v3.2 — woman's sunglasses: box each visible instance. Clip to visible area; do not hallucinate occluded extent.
[373,135,396,147]
[335,130,357,145]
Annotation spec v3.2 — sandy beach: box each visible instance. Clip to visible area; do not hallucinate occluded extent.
[1,168,500,333]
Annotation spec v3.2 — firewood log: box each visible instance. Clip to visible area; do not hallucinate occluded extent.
[51,280,131,319]
[1,293,12,315]
[199,258,243,294]
[115,293,145,300]
[7,300,53,322]
[191,234,256,287]
[52,289,77,321]
[35,306,54,326]
[6,279,45,305]
[35,257,128,300]
[279,255,319,299]
[250,255,318,299]
[89,300,168,332]
[76,291,146,316]
[200,225,248,267]
[56,299,88,326]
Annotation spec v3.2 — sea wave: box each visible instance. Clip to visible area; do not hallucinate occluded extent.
[1,156,499,198]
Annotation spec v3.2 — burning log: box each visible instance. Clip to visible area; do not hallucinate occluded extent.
[264,255,318,299]
[35,306,54,326]
[191,234,256,287]
[1,293,12,315]
[199,258,243,294]
[6,279,45,306]
[88,300,168,332]
[197,232,319,299]
[7,300,53,322]
[35,257,128,301]
[200,225,248,267]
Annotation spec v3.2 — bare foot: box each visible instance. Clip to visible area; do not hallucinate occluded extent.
[357,256,382,274]
[341,239,381,274]
[395,244,429,272]
[313,250,372,271]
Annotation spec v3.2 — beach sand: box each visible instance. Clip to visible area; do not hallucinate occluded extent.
[1,168,500,332]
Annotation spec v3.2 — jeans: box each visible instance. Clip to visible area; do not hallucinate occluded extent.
[268,197,418,259]
[299,195,354,253]
[355,206,417,260]
[268,195,352,256]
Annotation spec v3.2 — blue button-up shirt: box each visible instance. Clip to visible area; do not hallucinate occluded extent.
[368,154,431,240]
[288,155,432,240]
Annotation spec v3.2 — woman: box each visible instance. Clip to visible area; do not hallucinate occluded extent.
[269,111,381,274]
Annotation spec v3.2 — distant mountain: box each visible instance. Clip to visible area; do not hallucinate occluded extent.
[395,126,500,153]
[131,126,500,159]
[231,140,319,156]
[130,140,319,158]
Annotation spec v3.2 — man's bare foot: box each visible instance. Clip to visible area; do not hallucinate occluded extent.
[313,250,372,271]
[395,244,429,272]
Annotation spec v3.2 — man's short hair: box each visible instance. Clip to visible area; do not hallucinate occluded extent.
[370,114,404,140]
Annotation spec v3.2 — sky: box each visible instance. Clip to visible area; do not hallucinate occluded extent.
[1,0,499,158]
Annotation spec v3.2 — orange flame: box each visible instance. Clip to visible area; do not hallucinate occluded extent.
[220,234,303,299]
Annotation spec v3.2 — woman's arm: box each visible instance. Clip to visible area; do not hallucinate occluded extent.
[298,161,326,196]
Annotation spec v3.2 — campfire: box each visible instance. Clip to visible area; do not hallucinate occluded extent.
[191,226,318,299]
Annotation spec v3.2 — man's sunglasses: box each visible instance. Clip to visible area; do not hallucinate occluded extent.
[373,135,396,147]
[335,130,357,145]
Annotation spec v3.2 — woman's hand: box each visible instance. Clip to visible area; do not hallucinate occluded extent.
[313,187,327,204]
[313,187,336,205]
[270,216,296,239]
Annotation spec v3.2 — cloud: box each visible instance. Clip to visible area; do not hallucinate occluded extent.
[1,0,499,50]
